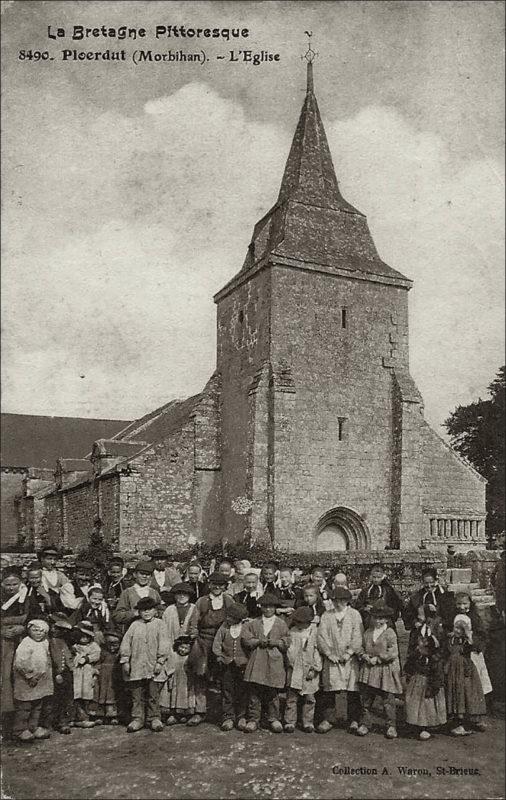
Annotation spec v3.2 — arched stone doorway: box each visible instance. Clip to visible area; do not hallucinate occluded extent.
[315,507,370,551]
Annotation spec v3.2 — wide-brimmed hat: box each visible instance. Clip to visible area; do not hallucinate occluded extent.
[258,593,282,608]
[49,612,73,631]
[208,571,229,585]
[76,620,95,638]
[290,606,313,625]
[39,545,59,557]
[331,586,352,601]
[171,582,194,596]
[150,548,169,560]
[103,623,121,640]
[370,604,394,618]
[226,602,248,622]
[134,560,154,574]
[75,560,94,572]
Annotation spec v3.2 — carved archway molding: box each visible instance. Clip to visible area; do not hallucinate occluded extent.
[314,506,371,551]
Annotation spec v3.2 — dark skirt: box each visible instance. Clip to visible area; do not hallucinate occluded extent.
[446,652,486,718]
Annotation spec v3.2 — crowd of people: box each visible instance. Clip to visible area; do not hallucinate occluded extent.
[1,545,497,745]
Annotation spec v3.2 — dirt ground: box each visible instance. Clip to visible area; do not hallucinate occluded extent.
[2,707,504,800]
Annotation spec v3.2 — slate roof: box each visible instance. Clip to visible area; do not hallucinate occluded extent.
[240,62,410,286]
[1,414,131,469]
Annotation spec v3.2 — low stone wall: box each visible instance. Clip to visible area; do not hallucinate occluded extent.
[464,549,502,590]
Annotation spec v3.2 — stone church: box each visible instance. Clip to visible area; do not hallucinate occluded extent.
[16,62,486,556]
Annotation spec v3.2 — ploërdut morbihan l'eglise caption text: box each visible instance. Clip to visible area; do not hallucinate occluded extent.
[18,48,280,65]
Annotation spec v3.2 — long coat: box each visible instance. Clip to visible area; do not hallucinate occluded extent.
[73,641,101,700]
[112,585,161,627]
[242,617,291,689]
[119,618,171,683]
[1,596,27,712]
[358,628,403,695]
[286,624,322,694]
[161,602,195,675]
[317,606,364,692]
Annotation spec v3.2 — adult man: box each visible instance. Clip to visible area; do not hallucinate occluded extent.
[216,559,235,596]
[37,546,79,612]
[403,567,456,639]
[185,562,209,600]
[149,549,182,593]
[113,561,162,629]
[24,564,58,619]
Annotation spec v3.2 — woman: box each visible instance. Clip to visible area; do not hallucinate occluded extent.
[187,572,235,725]
[1,567,28,735]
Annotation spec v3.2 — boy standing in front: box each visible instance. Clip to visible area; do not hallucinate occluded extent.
[120,596,171,732]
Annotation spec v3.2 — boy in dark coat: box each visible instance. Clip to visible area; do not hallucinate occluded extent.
[241,593,291,733]
[47,613,74,734]
[212,602,249,731]
[355,565,404,630]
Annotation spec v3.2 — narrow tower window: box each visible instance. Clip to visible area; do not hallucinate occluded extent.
[341,308,347,329]
[338,418,347,441]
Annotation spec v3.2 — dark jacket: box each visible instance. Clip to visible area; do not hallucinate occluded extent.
[233,589,262,618]
[403,585,456,634]
[355,579,404,628]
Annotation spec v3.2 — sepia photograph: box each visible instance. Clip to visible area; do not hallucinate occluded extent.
[1,1,504,798]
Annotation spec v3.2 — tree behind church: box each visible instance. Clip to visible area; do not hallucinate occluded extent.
[444,366,505,548]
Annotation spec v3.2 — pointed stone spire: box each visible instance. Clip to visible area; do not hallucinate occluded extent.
[277,47,360,214]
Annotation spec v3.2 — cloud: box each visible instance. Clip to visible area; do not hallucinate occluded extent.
[2,84,504,429]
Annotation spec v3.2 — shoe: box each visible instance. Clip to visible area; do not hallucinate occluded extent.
[386,727,398,739]
[316,720,332,734]
[419,730,431,740]
[349,721,359,734]
[244,721,258,733]
[270,721,283,733]
[356,725,369,736]
[221,720,234,732]
[16,730,35,743]
[92,718,103,726]
[57,726,72,735]
[283,724,295,733]
[75,720,95,729]
[236,718,248,731]
[127,719,144,733]
[108,719,119,726]
[186,714,204,727]
[451,725,472,736]
[33,727,51,739]
[474,721,487,732]
[166,715,178,726]
[302,725,315,733]
[150,719,164,732]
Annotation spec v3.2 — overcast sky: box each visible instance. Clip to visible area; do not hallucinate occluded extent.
[2,0,504,432]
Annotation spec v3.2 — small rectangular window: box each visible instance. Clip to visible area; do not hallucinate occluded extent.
[341,308,347,328]
[338,418,347,441]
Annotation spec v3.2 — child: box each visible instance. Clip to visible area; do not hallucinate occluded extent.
[453,592,493,699]
[24,564,58,619]
[284,606,322,733]
[119,596,171,732]
[212,602,249,731]
[233,573,263,618]
[259,563,280,596]
[357,605,403,739]
[92,626,124,725]
[13,619,54,742]
[276,568,303,620]
[48,613,74,734]
[162,635,196,725]
[159,582,195,719]
[444,614,487,735]
[296,583,326,622]
[404,605,446,740]
[316,587,364,734]
[241,593,291,733]
[104,557,131,610]
[355,565,404,630]
[72,619,101,728]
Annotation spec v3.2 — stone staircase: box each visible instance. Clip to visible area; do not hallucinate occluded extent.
[446,567,496,608]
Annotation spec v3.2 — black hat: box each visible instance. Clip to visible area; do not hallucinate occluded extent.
[258,593,282,608]
[75,560,94,572]
[76,620,95,638]
[331,586,352,601]
[173,634,193,652]
[226,602,248,622]
[49,612,73,630]
[421,567,437,579]
[171,582,194,596]
[290,606,313,625]
[208,571,229,585]
[136,596,158,611]
[103,623,121,640]
[39,545,59,557]
[150,548,169,560]
[134,560,154,574]
[370,604,394,618]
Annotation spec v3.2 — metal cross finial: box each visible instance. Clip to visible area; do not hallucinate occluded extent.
[302,31,318,65]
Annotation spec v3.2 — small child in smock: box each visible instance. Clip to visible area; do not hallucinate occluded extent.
[284,605,322,733]
[444,614,487,736]
[357,605,402,739]
[72,619,101,728]
[404,604,446,740]
[13,619,54,742]
[162,635,196,724]
[92,626,124,725]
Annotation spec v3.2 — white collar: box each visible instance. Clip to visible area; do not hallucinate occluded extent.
[372,623,387,642]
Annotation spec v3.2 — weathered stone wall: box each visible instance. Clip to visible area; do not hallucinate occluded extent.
[64,481,97,551]
[98,475,120,549]
[269,265,410,551]
[216,268,271,543]
[45,492,64,547]
[193,374,222,544]
[118,425,195,554]
[1,469,26,547]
